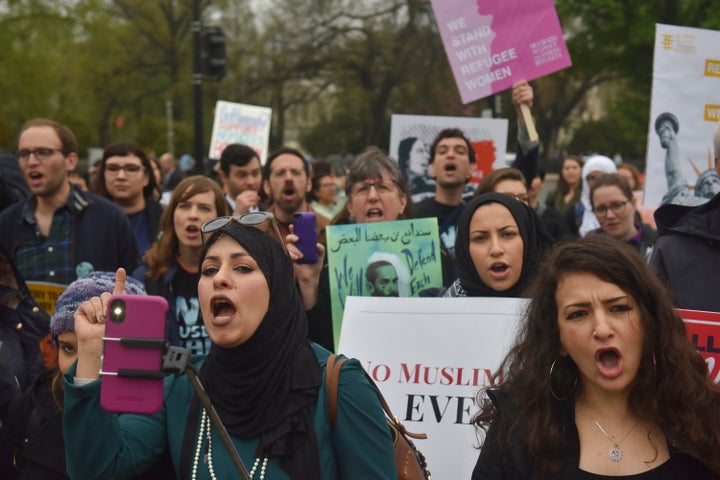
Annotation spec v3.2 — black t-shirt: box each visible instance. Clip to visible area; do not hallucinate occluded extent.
[414,198,465,257]
[171,265,210,355]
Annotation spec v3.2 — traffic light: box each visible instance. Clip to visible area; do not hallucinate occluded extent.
[203,26,226,80]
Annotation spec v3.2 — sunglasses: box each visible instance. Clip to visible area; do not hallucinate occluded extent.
[200,212,288,256]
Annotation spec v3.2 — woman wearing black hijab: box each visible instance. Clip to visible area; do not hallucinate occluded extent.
[62,218,396,479]
[444,193,551,297]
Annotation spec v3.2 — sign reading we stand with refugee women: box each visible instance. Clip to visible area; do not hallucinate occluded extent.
[325,218,443,347]
[339,296,526,479]
[208,101,272,162]
[680,309,720,384]
[430,0,571,104]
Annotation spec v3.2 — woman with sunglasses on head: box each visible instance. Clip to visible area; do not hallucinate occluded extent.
[589,173,657,260]
[472,235,720,479]
[62,219,396,479]
[442,192,552,298]
[132,176,229,353]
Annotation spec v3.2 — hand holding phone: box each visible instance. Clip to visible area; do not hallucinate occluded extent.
[100,294,168,414]
[293,212,319,264]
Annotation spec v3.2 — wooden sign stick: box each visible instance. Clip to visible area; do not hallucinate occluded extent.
[520,103,539,142]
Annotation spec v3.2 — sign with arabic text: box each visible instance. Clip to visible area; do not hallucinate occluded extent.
[326,218,443,346]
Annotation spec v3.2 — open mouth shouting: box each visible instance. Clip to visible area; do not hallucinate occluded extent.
[210,295,237,325]
[282,186,297,202]
[185,224,201,241]
[489,262,510,280]
[595,347,622,379]
[27,171,44,188]
[364,207,385,221]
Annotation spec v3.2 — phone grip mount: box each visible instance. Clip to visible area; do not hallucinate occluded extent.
[100,339,251,480]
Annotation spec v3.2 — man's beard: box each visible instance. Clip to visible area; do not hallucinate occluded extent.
[274,190,304,214]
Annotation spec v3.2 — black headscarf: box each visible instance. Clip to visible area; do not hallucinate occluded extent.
[199,222,322,479]
[454,193,552,297]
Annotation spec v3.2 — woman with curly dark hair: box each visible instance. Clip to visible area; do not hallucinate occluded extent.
[472,235,720,479]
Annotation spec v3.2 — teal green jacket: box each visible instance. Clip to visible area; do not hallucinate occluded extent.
[63,344,396,479]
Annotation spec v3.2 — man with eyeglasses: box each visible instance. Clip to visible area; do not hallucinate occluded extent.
[262,146,330,241]
[91,143,164,256]
[0,119,138,288]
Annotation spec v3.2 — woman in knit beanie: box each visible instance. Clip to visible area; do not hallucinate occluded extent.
[0,272,145,480]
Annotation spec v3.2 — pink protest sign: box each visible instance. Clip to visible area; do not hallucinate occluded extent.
[431,0,572,104]
[679,309,720,384]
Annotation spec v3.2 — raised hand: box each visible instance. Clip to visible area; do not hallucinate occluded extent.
[74,268,126,379]
[286,225,325,310]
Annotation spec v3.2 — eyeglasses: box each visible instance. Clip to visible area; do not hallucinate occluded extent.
[351,180,398,197]
[17,148,64,161]
[593,200,628,216]
[105,164,146,175]
[200,212,288,256]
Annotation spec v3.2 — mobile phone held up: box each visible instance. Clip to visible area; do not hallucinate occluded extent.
[100,294,168,414]
[293,212,319,264]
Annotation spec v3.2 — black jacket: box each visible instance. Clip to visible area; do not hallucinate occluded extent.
[650,191,720,311]
[0,185,139,285]
[0,369,67,480]
[472,391,717,479]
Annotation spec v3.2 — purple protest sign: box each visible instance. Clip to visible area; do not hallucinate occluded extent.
[431,0,572,104]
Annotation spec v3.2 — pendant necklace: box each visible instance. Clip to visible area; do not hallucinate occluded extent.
[591,416,640,462]
[191,408,269,480]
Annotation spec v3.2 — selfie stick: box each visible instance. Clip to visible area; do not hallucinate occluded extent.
[163,346,251,480]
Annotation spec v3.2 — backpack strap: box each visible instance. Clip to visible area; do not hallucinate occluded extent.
[325,354,348,429]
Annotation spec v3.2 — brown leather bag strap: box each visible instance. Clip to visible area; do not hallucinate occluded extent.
[325,353,348,429]
[362,370,428,440]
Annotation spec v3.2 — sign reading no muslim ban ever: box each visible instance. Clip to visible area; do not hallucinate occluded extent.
[208,101,272,162]
[339,296,527,480]
[430,0,571,104]
[680,309,720,385]
[325,218,443,348]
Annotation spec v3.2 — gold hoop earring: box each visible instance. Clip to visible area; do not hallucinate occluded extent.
[549,358,577,401]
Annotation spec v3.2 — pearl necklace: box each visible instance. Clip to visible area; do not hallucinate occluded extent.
[591,416,640,462]
[191,409,269,480]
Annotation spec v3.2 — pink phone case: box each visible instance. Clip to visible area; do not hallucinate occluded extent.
[293,212,318,264]
[100,294,168,414]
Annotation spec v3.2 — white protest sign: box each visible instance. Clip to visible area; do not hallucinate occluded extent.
[389,114,509,204]
[208,101,272,162]
[338,296,527,480]
[644,24,720,207]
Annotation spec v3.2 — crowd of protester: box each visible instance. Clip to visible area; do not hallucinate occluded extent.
[0,78,719,479]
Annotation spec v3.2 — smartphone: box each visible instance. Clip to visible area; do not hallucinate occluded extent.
[100,294,168,414]
[293,212,319,264]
